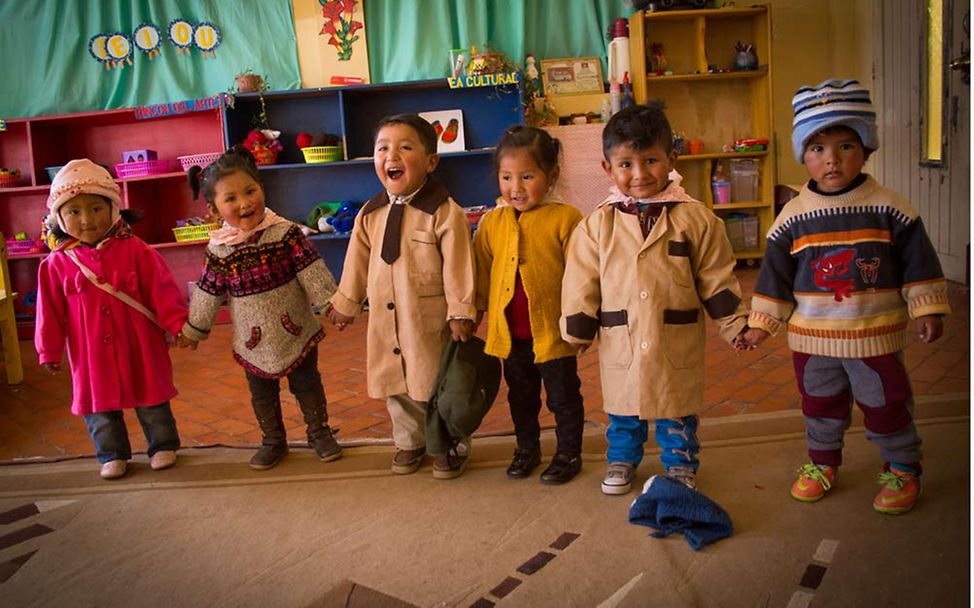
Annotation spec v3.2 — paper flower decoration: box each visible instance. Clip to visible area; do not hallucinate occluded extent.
[318,0,363,61]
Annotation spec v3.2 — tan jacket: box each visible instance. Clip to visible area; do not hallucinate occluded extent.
[561,181,747,419]
[330,179,476,401]
[473,197,581,362]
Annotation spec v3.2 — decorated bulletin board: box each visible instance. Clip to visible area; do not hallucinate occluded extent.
[0,0,302,118]
[292,0,371,88]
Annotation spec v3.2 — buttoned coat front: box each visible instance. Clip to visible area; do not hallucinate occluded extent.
[34,236,187,415]
[330,179,476,402]
[473,198,582,363]
[561,187,747,420]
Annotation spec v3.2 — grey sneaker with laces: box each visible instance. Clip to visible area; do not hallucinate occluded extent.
[601,462,636,495]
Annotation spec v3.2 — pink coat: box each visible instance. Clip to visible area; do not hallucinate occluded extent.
[34,236,188,415]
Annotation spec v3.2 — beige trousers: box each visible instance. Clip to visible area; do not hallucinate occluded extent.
[386,393,427,450]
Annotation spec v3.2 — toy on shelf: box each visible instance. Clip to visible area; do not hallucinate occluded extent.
[324,200,362,234]
[172,216,220,242]
[305,201,343,233]
[463,205,488,227]
[733,41,758,71]
[650,43,668,76]
[0,168,22,188]
[122,149,157,163]
[44,166,65,183]
[734,137,768,152]
[242,129,283,165]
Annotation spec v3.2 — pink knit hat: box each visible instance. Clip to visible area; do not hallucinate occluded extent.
[47,159,121,231]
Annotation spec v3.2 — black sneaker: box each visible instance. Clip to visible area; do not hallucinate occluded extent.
[309,429,342,462]
[540,454,582,485]
[506,448,542,479]
[249,443,289,470]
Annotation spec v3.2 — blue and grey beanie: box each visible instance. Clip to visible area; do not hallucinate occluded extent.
[791,79,878,163]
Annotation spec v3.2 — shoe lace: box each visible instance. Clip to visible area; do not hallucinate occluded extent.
[877,471,908,490]
[798,463,832,490]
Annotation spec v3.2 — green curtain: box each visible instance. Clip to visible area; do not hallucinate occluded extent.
[0,0,301,119]
[365,0,631,83]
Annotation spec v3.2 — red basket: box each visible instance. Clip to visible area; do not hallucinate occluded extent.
[177,152,222,172]
[0,171,22,188]
[114,159,171,179]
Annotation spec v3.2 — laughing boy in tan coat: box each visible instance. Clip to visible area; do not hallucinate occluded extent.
[327,114,477,479]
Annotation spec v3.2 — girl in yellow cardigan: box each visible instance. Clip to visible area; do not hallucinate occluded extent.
[473,126,585,484]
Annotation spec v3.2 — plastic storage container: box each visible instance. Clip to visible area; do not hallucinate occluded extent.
[729,159,759,203]
[725,214,759,251]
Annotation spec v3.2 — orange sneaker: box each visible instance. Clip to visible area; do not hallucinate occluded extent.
[873,468,922,514]
[790,463,836,502]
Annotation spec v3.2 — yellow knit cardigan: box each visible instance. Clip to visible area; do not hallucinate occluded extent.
[473,199,582,362]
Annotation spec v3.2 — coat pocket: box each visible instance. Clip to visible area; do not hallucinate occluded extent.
[598,310,632,369]
[409,230,443,275]
[661,308,703,369]
[280,313,303,336]
[667,240,694,287]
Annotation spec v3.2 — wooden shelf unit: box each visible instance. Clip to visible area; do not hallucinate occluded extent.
[630,5,775,262]
[223,78,522,279]
[0,108,225,336]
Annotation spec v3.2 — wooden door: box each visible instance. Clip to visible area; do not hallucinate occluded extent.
[872,0,970,283]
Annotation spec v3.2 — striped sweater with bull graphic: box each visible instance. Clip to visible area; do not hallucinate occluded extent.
[748,174,950,359]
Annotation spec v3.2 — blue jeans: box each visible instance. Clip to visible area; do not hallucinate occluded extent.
[606,413,699,471]
[83,402,180,464]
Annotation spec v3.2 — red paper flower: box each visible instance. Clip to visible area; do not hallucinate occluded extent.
[318,0,361,61]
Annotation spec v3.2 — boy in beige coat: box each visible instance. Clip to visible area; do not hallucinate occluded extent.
[327,114,476,479]
[561,104,749,495]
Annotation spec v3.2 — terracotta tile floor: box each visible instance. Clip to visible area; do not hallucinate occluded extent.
[0,268,968,461]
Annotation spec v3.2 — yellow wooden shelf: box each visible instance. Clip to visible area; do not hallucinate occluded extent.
[630,5,773,263]
[642,7,767,21]
[645,67,768,83]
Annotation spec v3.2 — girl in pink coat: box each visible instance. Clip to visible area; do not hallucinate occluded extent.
[34,159,187,480]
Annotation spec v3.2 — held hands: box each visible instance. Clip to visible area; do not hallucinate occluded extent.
[915,315,944,343]
[449,318,475,342]
[42,362,60,374]
[324,302,355,331]
[733,326,769,352]
[176,332,199,350]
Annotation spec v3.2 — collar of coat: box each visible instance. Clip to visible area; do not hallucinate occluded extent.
[598,170,696,208]
[361,177,450,216]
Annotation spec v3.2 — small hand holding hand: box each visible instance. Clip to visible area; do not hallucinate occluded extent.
[325,303,354,331]
[42,362,60,374]
[449,318,475,342]
[915,314,944,343]
[734,326,769,352]
[176,332,199,351]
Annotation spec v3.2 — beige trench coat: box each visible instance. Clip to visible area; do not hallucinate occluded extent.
[330,179,476,402]
[561,197,747,420]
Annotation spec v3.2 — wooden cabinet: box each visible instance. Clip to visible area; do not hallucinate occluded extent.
[223,78,522,278]
[0,108,225,337]
[629,6,775,261]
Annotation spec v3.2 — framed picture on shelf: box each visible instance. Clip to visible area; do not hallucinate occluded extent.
[540,57,604,95]
[418,109,466,154]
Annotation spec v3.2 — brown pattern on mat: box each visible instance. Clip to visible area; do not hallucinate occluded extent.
[468,531,581,606]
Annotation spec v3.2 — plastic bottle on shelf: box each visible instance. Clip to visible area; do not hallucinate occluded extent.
[712,161,731,205]
[610,80,622,115]
[607,18,631,87]
[620,72,634,110]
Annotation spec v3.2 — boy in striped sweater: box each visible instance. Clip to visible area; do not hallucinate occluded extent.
[738,79,950,515]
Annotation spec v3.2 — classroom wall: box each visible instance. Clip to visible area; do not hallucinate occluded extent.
[288,0,874,186]
[761,0,874,185]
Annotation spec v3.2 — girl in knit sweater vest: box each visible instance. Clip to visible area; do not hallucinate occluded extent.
[178,147,341,470]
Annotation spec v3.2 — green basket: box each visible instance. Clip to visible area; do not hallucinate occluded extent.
[302,146,343,163]
[172,223,219,242]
